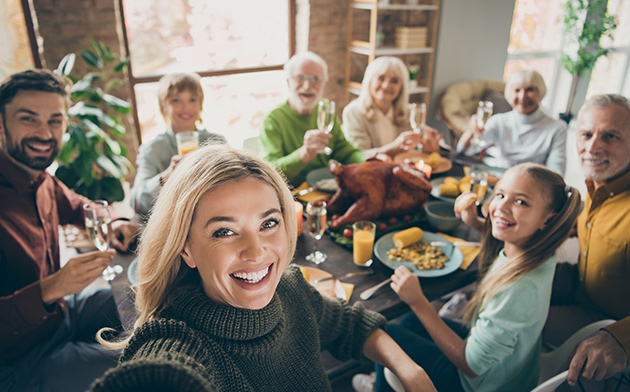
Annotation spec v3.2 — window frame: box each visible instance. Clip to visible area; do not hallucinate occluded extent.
[117,0,296,144]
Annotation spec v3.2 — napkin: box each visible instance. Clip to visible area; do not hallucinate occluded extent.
[341,283,354,299]
[436,232,480,270]
[294,182,331,203]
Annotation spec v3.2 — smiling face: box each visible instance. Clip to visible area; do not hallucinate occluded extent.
[286,61,326,115]
[577,104,630,188]
[180,178,289,309]
[510,83,541,115]
[488,169,554,256]
[0,90,66,177]
[369,69,403,112]
[164,89,202,133]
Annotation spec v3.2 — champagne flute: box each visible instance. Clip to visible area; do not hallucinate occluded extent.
[409,103,427,150]
[469,167,489,205]
[305,200,327,264]
[470,101,494,148]
[83,200,122,281]
[317,100,335,155]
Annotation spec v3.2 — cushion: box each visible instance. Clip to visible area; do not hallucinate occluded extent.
[481,89,512,115]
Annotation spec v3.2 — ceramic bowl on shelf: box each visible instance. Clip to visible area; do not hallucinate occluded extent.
[424,201,460,232]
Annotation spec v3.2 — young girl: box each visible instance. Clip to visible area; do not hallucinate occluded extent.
[372,162,581,392]
[129,72,226,217]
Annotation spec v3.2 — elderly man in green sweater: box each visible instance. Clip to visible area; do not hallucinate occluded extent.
[260,52,364,187]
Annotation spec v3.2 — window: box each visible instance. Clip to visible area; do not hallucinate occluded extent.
[505,0,628,115]
[504,0,565,111]
[120,0,293,148]
[0,0,37,80]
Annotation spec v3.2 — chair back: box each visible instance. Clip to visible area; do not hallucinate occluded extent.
[242,136,263,157]
[538,319,616,384]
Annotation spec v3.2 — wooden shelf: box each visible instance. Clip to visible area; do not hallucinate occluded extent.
[344,0,440,106]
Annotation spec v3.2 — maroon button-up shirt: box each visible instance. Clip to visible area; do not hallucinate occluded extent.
[0,154,89,360]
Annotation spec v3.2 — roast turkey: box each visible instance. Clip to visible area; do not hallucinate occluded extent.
[327,159,432,229]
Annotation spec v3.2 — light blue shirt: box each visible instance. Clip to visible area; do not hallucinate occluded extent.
[457,108,567,176]
[129,127,226,217]
[460,251,557,392]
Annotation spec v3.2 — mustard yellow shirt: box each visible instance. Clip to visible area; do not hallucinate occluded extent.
[577,169,630,355]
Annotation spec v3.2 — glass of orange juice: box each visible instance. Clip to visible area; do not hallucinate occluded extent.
[176,131,199,155]
[353,221,376,267]
[294,201,303,236]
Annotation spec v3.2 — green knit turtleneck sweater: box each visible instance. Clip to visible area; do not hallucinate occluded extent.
[90,265,386,392]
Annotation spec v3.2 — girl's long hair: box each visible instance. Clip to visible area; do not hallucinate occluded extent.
[356,56,410,126]
[462,163,581,325]
[98,145,297,348]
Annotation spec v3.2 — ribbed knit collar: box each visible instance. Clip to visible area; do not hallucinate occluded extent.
[512,106,545,125]
[168,284,284,342]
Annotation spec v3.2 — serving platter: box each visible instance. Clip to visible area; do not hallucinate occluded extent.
[394,151,452,174]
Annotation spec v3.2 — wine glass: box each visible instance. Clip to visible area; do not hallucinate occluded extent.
[83,200,122,281]
[470,101,494,148]
[317,100,335,155]
[409,103,427,151]
[305,200,327,264]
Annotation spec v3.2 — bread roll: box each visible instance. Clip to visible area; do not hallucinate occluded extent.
[439,183,460,197]
[393,227,424,249]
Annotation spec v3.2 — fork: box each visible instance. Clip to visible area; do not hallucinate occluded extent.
[430,241,481,247]
[359,278,392,300]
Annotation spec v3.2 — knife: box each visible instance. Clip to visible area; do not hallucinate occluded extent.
[312,270,375,284]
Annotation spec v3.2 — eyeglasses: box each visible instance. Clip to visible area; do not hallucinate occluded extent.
[293,74,322,85]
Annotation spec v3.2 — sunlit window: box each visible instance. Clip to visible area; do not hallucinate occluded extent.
[504,0,565,110]
[121,0,292,147]
[0,0,35,80]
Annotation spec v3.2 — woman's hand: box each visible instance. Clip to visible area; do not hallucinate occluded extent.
[420,126,443,153]
[391,266,429,309]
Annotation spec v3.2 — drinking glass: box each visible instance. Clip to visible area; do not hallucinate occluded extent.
[469,167,489,204]
[409,102,427,134]
[176,131,200,155]
[353,221,375,267]
[317,100,335,155]
[305,200,327,264]
[470,101,493,148]
[83,200,122,281]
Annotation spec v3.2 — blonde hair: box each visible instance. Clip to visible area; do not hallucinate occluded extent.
[157,72,204,123]
[463,162,581,325]
[504,69,547,104]
[355,57,410,126]
[99,145,297,348]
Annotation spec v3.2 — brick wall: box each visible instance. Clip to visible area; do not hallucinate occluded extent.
[31,0,138,173]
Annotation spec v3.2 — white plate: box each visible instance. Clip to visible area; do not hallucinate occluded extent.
[300,266,347,300]
[305,167,338,192]
[128,258,139,285]
[374,231,463,278]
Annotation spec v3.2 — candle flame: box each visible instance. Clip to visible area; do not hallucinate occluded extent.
[416,160,432,178]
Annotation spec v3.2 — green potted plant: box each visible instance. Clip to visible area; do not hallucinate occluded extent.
[560,0,617,123]
[54,40,134,202]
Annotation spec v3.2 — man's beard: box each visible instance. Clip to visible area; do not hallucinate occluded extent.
[3,119,59,170]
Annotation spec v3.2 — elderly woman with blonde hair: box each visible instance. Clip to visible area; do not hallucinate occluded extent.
[343,56,442,158]
[90,145,435,392]
[456,69,567,175]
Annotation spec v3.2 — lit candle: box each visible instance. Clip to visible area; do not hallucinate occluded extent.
[416,160,432,178]
[294,201,303,236]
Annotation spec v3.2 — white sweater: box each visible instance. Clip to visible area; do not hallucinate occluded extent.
[457,108,567,175]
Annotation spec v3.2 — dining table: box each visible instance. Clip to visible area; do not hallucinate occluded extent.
[104,150,487,381]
